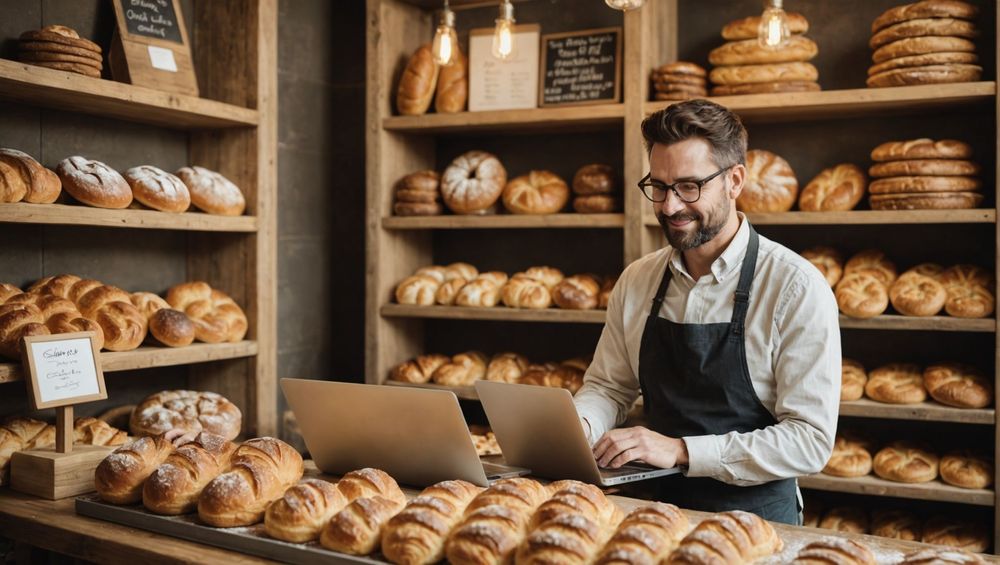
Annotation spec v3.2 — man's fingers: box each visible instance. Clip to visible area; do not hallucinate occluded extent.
[608,448,639,469]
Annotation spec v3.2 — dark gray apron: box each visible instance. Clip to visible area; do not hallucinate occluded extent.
[637,224,799,524]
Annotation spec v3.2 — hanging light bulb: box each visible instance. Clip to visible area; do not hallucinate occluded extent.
[431,0,458,66]
[491,0,516,60]
[757,0,790,49]
[604,0,645,11]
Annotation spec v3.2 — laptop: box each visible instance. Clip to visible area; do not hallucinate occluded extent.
[475,380,680,486]
[280,378,529,487]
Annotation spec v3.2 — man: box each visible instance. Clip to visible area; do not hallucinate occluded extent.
[573,99,840,524]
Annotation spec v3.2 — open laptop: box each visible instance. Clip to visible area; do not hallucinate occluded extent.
[281,378,529,487]
[475,380,680,486]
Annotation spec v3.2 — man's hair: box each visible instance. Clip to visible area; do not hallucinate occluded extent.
[641,99,748,168]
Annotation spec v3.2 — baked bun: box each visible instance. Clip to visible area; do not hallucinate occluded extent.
[823,435,873,478]
[522,266,565,289]
[552,275,601,310]
[142,432,237,515]
[487,352,529,383]
[791,537,876,565]
[435,48,467,114]
[938,265,995,319]
[124,166,190,213]
[396,275,440,306]
[94,435,175,504]
[382,480,484,565]
[432,351,487,387]
[871,139,973,162]
[397,44,439,116]
[922,516,990,553]
[873,441,939,483]
[738,149,798,213]
[55,156,132,209]
[818,506,869,534]
[264,478,347,542]
[441,151,506,214]
[573,195,621,213]
[801,247,844,287]
[593,502,689,564]
[130,389,242,440]
[835,273,889,319]
[0,149,61,204]
[872,509,922,541]
[710,61,818,85]
[166,282,248,343]
[844,249,898,286]
[454,276,502,308]
[722,11,809,40]
[667,510,783,563]
[175,166,246,216]
[501,275,553,309]
[872,1,980,34]
[148,309,196,347]
[709,36,818,66]
[901,548,985,564]
[924,362,992,408]
[865,363,926,404]
[889,272,946,316]
[798,164,866,211]
[572,164,616,195]
[501,170,569,214]
[870,159,981,178]
[841,358,867,401]
[392,353,450,384]
[320,494,406,555]
[939,451,993,489]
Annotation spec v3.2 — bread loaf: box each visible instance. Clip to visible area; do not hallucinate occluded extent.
[924,362,992,408]
[666,510,783,563]
[502,276,553,309]
[708,36,818,66]
[552,275,601,310]
[822,435,873,478]
[392,354,450,384]
[124,165,190,213]
[530,480,622,530]
[872,36,976,64]
[336,467,407,506]
[889,272,947,316]
[435,49,467,114]
[435,278,468,306]
[922,516,990,553]
[572,164,616,195]
[264,478,348,542]
[835,273,889,319]
[432,351,488,387]
[397,44,439,116]
[175,166,246,216]
[142,432,236,515]
[73,417,127,446]
[868,60,982,88]
[872,509,922,541]
[818,506,869,534]
[441,151,507,214]
[938,266,994,318]
[870,17,979,49]
[939,451,993,489]
[710,62,818,85]
[872,1,980,34]
[841,358,867,401]
[130,292,195,347]
[130,389,242,441]
[445,478,550,565]
[792,538,876,564]
[798,164,866,211]
[198,437,304,527]
[95,435,175,504]
[722,12,809,40]
[865,363,926,404]
[320,494,407,555]
[383,480,484,565]
[801,247,843,288]
[55,156,132,209]
[738,149,798,213]
[844,249,898,286]
[486,352,529,383]
[396,275,440,306]
[454,277,502,308]
[502,170,569,214]
[900,548,985,564]
[73,284,146,351]
[516,513,612,565]
[873,441,939,483]
[165,282,248,343]
[593,502,689,565]
[871,139,973,162]
[0,149,60,204]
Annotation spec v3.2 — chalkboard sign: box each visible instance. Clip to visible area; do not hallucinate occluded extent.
[539,27,622,107]
[119,0,183,44]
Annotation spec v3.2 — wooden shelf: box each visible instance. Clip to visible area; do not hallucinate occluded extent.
[840,399,994,425]
[839,315,995,332]
[0,203,258,232]
[0,341,258,384]
[800,474,995,507]
[382,103,625,134]
[380,304,607,324]
[643,82,996,123]
[384,379,479,400]
[383,214,625,229]
[0,59,258,130]
[643,209,996,227]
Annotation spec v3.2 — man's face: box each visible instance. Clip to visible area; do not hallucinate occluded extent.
[650,138,741,251]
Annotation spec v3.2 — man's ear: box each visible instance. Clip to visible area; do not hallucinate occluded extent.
[728,163,746,200]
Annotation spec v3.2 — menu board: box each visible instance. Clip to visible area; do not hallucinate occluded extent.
[540,27,621,107]
[116,0,183,44]
[468,24,541,112]
[23,332,105,410]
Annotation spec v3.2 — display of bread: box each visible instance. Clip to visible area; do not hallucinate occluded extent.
[130,390,243,441]
[441,151,507,215]
[142,432,237,515]
[737,149,798,213]
[666,509,783,563]
[394,170,443,216]
[868,2,981,88]
[0,148,61,204]
[649,61,707,101]
[166,281,249,343]
[873,441,940,483]
[391,351,589,394]
[823,434,873,478]
[198,437,304,527]
[502,170,570,215]
[18,25,103,78]
[397,44,440,116]
[572,163,621,213]
[868,138,982,210]
[791,537,876,565]
[592,502,689,564]
[922,516,990,553]
[798,164,866,212]
[0,287,106,358]
[95,434,176,504]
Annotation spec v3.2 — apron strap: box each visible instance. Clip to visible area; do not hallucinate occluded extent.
[730,224,759,336]
[649,252,674,318]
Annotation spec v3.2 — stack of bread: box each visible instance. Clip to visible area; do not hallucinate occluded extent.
[0,416,126,485]
[572,163,621,213]
[393,170,442,216]
[736,149,799,212]
[708,12,820,96]
[18,25,102,78]
[868,138,982,210]
[840,359,993,409]
[649,61,707,101]
[391,350,590,393]
[867,0,982,88]
[396,44,468,116]
[798,164,867,211]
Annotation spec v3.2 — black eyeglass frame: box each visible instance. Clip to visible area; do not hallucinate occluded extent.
[637,165,732,203]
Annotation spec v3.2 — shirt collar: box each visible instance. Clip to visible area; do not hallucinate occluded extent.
[667,213,749,284]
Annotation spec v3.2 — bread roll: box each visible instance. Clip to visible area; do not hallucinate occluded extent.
[264,478,348,542]
[844,249,897,286]
[710,62,818,85]
[870,17,979,49]
[889,273,947,316]
[872,36,976,64]
[441,151,507,214]
[165,281,248,343]
[873,441,939,483]
[502,170,569,214]
[55,156,132,209]
[530,480,622,530]
[73,417,127,446]
[0,417,55,485]
[924,362,992,408]
[651,61,707,77]
[870,191,983,210]
[922,516,990,553]
[939,451,993,489]
[175,166,246,216]
[800,247,843,288]
[708,36,818,66]
[198,437,304,527]
[666,510,783,563]
[868,52,979,76]
[841,358,867,401]
[738,149,798,213]
[822,435,873,478]
[868,64,983,89]
[124,165,190,213]
[593,502,689,565]
[95,435,175,504]
[516,513,612,565]
[445,478,550,565]
[572,164,617,195]
[872,1,980,33]
[836,273,889,319]
[336,467,407,506]
[142,432,237,515]
[798,164,866,211]
[521,266,565,289]
[130,292,195,347]
[792,538,876,564]
[552,275,600,310]
[383,480,484,565]
[865,363,926,404]
[435,278,468,306]
[819,506,869,534]
[397,44,439,116]
[939,264,992,289]
[900,548,985,564]
[432,351,488,387]
[872,509,922,541]
[435,49,467,114]
[573,194,621,213]
[869,176,981,195]
[938,266,995,318]
[130,389,242,441]
[454,277,501,308]
[502,276,553,309]
[870,159,980,178]
[320,495,406,555]
[392,353,450,384]
[871,138,973,162]
[487,352,529,383]
[0,149,60,204]
[396,275,440,306]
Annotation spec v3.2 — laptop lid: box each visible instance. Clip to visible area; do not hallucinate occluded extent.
[281,378,492,487]
[475,380,679,486]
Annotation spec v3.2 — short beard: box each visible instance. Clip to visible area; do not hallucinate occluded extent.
[657,199,729,251]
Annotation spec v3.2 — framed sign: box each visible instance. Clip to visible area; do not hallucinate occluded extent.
[468,24,541,112]
[109,0,199,96]
[22,332,105,410]
[539,27,622,107]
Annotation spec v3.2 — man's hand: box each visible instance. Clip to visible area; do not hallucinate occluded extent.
[592,426,689,469]
[163,428,198,447]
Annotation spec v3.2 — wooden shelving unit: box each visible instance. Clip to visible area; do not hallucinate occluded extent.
[839,399,995,425]
[382,102,624,134]
[0,2,278,436]
[799,474,995,507]
[644,209,997,227]
[837,315,996,333]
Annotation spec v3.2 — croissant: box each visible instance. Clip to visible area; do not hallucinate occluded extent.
[383,480,484,565]
[320,494,406,555]
[142,432,237,515]
[666,510,783,564]
[95,435,175,504]
[336,467,407,506]
[594,502,690,565]
[530,480,622,530]
[446,478,551,565]
[73,417,127,447]
[264,478,348,542]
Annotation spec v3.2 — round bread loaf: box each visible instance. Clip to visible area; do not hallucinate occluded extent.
[394,275,439,306]
[872,36,976,64]
[573,164,617,196]
[867,64,983,88]
[55,156,132,209]
[486,352,529,383]
[871,138,972,162]
[0,149,61,204]
[148,309,196,348]
[798,164,866,211]
[573,195,620,213]
[801,246,843,288]
[28,60,101,78]
[844,249,897,286]
[737,149,798,213]
[939,264,992,289]
[722,11,809,40]
[865,363,926,404]
[836,273,889,319]
[924,362,993,408]
[708,36,818,66]
[872,1,980,34]
[942,283,994,319]
[889,272,946,316]
[873,441,939,483]
[921,517,990,553]
[454,277,501,307]
[841,358,867,401]
[711,81,820,96]
[130,389,242,440]
[18,40,102,61]
[818,506,869,534]
[124,165,190,213]
[393,201,443,216]
[869,176,980,194]
[822,435,873,477]
[870,191,982,210]
[500,276,552,309]
[552,275,600,310]
[502,170,569,214]
[870,17,979,49]
[872,509,922,541]
[868,51,978,76]
[710,61,818,85]
[396,44,439,116]
[869,159,980,178]
[441,151,506,214]
[175,166,246,216]
[939,451,993,489]
[652,61,707,77]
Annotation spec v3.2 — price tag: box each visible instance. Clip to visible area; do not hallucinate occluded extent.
[148,45,178,72]
[22,332,106,410]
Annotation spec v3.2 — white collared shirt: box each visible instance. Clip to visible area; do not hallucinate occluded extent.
[574,214,841,486]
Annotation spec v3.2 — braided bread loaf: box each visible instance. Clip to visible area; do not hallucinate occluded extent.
[166,282,248,343]
[264,478,348,542]
[28,274,144,351]
[666,510,783,563]
[0,291,105,358]
[95,435,176,504]
[320,494,407,555]
[142,432,237,515]
[383,480,484,565]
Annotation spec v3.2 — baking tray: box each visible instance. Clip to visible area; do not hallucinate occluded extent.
[75,494,385,564]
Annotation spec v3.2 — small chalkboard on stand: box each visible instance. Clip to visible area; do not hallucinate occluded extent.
[539,27,621,107]
[108,0,199,96]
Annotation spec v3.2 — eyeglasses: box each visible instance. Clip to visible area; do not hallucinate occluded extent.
[637,166,731,203]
